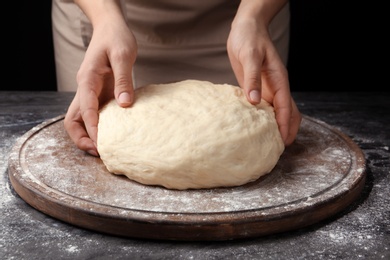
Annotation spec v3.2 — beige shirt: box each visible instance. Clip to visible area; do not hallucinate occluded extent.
[52,0,290,91]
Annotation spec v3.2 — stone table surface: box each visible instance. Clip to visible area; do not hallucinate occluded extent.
[1,91,389,260]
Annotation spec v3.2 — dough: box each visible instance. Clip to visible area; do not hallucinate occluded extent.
[97,80,284,190]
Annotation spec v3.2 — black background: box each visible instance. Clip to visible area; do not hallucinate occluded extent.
[12,0,380,92]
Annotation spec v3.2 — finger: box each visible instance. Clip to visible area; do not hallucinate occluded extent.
[78,80,100,149]
[260,51,297,145]
[227,45,244,88]
[111,53,135,107]
[272,89,291,145]
[64,93,99,156]
[284,99,302,146]
[262,66,291,144]
[227,40,263,105]
[240,51,262,105]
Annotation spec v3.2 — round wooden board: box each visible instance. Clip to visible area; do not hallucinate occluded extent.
[8,115,366,241]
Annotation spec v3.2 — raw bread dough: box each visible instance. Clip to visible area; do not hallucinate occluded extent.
[97,80,284,190]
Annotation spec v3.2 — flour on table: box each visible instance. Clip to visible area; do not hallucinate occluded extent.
[97,80,284,190]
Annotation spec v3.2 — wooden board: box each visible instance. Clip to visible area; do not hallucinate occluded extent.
[8,115,366,241]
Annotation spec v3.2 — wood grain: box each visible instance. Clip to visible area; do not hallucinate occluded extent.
[8,115,366,241]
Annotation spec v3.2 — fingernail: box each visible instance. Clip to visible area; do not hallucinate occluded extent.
[118,92,132,106]
[249,90,260,103]
[87,149,99,157]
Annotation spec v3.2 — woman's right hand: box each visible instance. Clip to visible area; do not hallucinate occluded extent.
[64,0,137,156]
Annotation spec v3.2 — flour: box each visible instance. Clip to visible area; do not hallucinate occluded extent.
[7,115,366,218]
[0,133,22,209]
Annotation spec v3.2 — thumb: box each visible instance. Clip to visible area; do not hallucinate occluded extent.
[111,54,134,107]
[242,59,262,105]
[113,67,135,108]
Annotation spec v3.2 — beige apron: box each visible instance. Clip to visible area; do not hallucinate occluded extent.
[52,0,290,91]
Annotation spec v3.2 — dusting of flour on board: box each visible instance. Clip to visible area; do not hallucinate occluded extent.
[10,115,365,216]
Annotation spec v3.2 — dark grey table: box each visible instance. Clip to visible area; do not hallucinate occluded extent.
[1,91,389,260]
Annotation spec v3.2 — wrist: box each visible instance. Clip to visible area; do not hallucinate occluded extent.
[75,0,125,28]
[236,0,289,26]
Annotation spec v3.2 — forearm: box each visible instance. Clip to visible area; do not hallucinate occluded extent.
[235,0,289,26]
[74,0,125,28]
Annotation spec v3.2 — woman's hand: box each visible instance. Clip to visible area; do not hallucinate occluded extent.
[227,0,301,145]
[64,0,137,156]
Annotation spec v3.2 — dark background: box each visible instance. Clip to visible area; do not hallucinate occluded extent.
[12,0,378,92]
